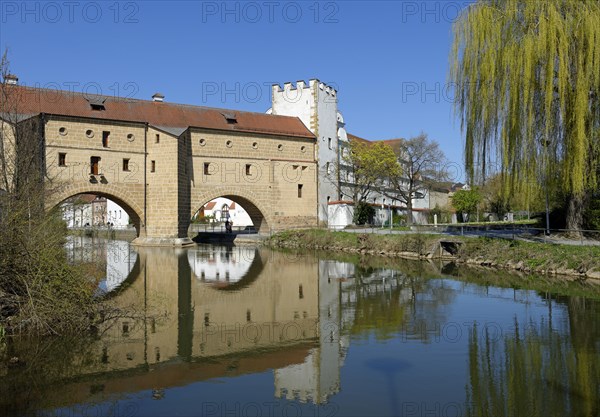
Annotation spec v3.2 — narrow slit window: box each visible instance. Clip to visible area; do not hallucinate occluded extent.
[245,164,251,176]
[58,152,66,167]
[298,184,303,198]
[90,156,100,175]
[204,162,211,175]
[328,137,332,149]
[151,160,156,172]
[102,131,110,148]
[123,158,130,171]
[155,133,160,144]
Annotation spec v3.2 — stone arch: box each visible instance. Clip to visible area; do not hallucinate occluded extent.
[191,187,272,233]
[46,184,145,236]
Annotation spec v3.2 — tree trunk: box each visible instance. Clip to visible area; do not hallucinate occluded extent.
[566,192,587,237]
[406,199,413,225]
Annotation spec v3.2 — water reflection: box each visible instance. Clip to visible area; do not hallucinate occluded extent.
[66,236,138,294]
[187,245,263,288]
[1,241,599,417]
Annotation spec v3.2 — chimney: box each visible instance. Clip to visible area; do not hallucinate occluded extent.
[4,74,18,85]
[152,92,164,102]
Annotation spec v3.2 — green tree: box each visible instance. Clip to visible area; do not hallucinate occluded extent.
[452,188,482,222]
[353,201,375,225]
[450,0,600,232]
[337,140,400,203]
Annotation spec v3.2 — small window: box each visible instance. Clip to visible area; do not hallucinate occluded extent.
[127,133,135,142]
[300,145,306,153]
[222,112,237,124]
[327,196,331,204]
[245,164,251,176]
[102,131,110,148]
[90,156,100,175]
[328,137,332,149]
[58,152,66,166]
[90,103,105,111]
[226,140,233,148]
[59,127,67,136]
[151,160,156,172]
[299,284,304,299]
[86,129,94,138]
[199,138,206,146]
[123,158,130,171]
[298,184,303,198]
[278,144,283,151]
[204,162,211,175]
[155,133,160,144]
[326,162,331,174]
[252,142,258,149]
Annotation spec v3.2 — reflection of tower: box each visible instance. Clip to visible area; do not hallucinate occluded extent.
[274,260,348,404]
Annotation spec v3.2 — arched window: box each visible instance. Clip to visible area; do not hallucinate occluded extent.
[221,204,230,221]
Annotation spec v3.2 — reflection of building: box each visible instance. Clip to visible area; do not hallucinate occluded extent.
[274,260,349,404]
[65,236,137,292]
[30,243,436,412]
[61,195,129,227]
[188,245,256,284]
[194,197,253,227]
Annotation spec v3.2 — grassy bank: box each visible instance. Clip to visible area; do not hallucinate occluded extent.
[267,229,600,280]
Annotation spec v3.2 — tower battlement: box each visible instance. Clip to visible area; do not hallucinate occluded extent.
[271,79,337,97]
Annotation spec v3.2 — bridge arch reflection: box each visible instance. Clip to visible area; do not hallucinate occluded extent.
[187,245,264,290]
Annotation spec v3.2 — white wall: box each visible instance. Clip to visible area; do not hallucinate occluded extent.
[107,199,130,227]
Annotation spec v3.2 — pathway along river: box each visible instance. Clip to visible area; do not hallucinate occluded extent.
[1,236,599,417]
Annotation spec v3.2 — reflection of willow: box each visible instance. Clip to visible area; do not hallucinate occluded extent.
[466,314,600,417]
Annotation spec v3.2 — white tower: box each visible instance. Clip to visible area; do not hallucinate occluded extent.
[270,80,340,225]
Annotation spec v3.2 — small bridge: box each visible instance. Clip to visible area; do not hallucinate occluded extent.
[4,85,319,245]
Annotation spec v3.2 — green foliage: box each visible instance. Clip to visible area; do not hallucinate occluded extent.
[353,201,375,225]
[344,140,400,202]
[584,195,600,230]
[428,204,453,224]
[451,189,482,221]
[451,0,600,228]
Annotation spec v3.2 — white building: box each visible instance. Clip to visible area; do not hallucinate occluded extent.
[196,197,253,228]
[62,195,130,227]
[107,199,130,227]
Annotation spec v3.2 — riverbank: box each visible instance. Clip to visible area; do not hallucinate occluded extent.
[266,230,600,281]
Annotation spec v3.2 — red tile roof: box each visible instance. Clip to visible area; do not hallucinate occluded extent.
[204,202,217,210]
[2,85,315,139]
[347,133,405,148]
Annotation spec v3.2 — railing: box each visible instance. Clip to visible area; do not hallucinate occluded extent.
[189,224,257,234]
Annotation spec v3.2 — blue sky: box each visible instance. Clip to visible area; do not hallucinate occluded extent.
[1,0,472,178]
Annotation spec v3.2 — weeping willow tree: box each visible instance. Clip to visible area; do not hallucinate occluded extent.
[451,0,600,231]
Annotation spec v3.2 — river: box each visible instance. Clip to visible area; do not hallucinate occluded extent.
[1,236,599,417]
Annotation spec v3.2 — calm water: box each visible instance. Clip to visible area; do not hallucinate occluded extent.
[1,236,599,417]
